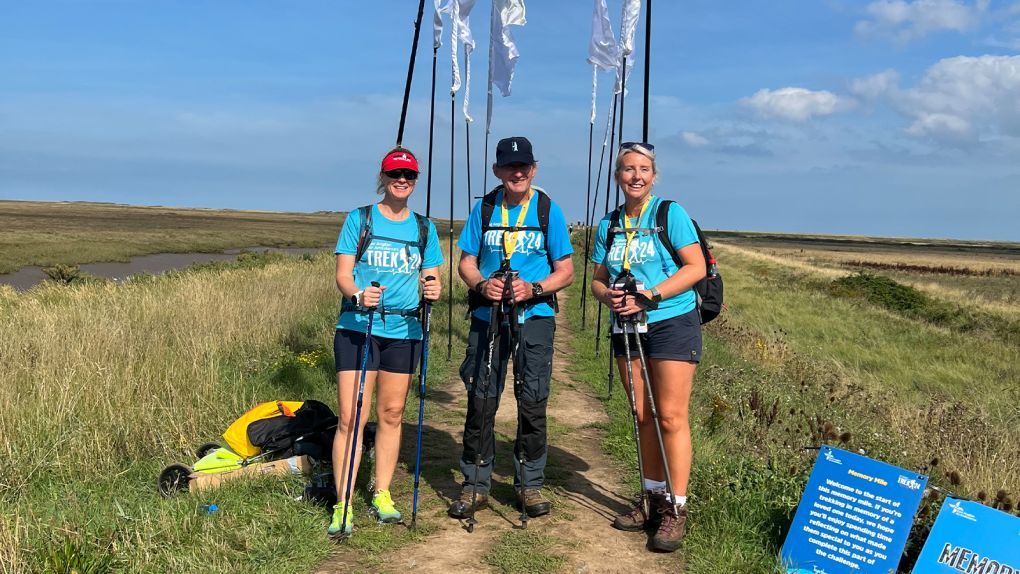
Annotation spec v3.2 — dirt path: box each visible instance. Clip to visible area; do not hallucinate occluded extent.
[314,296,676,574]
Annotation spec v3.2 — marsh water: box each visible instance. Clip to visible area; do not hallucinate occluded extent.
[0,246,328,291]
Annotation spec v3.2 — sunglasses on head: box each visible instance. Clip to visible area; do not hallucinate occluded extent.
[384,169,419,180]
[620,141,655,151]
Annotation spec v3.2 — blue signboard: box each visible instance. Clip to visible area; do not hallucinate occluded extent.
[782,446,928,573]
[912,499,1020,573]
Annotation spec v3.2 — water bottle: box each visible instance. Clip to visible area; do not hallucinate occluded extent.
[707,252,718,278]
[201,503,219,514]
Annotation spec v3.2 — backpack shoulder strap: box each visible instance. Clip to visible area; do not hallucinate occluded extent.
[414,212,429,263]
[534,188,553,268]
[690,218,712,264]
[655,199,683,269]
[480,187,501,235]
[354,205,373,262]
[605,206,623,255]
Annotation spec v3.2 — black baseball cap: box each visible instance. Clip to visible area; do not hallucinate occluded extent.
[495,136,535,166]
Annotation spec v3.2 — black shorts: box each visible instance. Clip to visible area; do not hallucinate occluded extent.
[612,308,702,363]
[334,328,422,375]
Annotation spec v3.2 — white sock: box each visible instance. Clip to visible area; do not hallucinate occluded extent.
[642,478,667,494]
[664,494,687,507]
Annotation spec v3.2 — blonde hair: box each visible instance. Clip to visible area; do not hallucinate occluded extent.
[614,143,657,174]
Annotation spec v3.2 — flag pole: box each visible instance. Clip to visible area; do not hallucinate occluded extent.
[447,92,456,359]
[426,43,439,217]
[642,0,651,143]
[397,0,428,147]
[593,92,620,357]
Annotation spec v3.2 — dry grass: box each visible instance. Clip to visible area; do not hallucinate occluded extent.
[1,258,335,491]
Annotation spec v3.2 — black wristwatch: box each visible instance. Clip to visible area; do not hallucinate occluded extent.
[650,287,662,304]
[532,282,545,298]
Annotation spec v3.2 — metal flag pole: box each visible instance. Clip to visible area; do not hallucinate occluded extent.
[642,0,652,143]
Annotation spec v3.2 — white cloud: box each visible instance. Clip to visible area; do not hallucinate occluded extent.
[852,55,1020,144]
[680,131,710,147]
[855,0,989,41]
[740,87,852,122]
[850,70,901,100]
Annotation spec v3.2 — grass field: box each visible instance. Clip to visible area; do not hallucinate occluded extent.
[0,200,343,274]
[2,201,1017,573]
[566,229,1019,573]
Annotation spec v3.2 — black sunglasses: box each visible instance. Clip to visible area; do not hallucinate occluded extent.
[620,141,655,151]
[384,169,419,180]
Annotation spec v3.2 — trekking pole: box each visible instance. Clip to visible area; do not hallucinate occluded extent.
[614,275,650,523]
[505,275,528,529]
[629,297,679,516]
[466,269,511,533]
[410,275,436,530]
[606,343,615,400]
[338,281,381,540]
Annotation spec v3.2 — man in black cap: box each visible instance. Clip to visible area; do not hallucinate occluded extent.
[449,136,575,522]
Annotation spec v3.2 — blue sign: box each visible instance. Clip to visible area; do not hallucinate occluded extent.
[912,499,1020,573]
[782,446,928,573]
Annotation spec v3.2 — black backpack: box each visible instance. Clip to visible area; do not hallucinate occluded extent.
[606,199,723,324]
[466,186,557,312]
[344,205,431,318]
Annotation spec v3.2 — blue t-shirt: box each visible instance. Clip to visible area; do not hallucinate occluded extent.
[590,196,700,323]
[335,205,444,340]
[458,187,574,323]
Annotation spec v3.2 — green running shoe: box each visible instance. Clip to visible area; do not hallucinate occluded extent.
[371,489,402,523]
[327,502,353,537]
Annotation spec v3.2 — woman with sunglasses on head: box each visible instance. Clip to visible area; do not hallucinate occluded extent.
[328,147,443,537]
[589,142,706,552]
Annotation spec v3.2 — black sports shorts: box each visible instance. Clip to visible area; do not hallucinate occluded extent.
[612,308,702,363]
[334,328,422,375]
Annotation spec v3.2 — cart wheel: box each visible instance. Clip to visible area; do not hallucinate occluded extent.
[158,463,193,497]
[195,442,221,459]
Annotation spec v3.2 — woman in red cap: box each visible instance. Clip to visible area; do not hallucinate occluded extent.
[328,147,444,537]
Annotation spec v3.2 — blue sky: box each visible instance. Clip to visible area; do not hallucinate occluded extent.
[2,0,1018,240]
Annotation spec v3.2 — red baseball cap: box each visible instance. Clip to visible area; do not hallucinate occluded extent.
[381,150,420,173]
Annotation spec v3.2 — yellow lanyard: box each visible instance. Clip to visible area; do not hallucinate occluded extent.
[621,197,652,272]
[500,190,532,262]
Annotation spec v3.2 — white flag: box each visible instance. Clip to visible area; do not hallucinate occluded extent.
[458,0,478,122]
[490,0,526,98]
[614,0,640,94]
[588,0,619,123]
[588,0,618,72]
[449,0,462,95]
[433,0,444,50]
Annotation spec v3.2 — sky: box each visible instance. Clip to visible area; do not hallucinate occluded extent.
[1,0,1018,241]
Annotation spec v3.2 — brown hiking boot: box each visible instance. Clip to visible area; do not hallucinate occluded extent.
[651,503,687,552]
[447,488,489,519]
[517,488,552,517]
[612,493,666,532]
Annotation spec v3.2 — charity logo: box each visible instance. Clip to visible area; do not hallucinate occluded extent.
[823,450,842,465]
[483,230,543,257]
[897,475,922,491]
[949,501,977,522]
[607,236,657,267]
[363,244,421,275]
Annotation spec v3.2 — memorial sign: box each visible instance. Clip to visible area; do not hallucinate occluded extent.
[782,446,928,573]
[912,498,1020,573]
